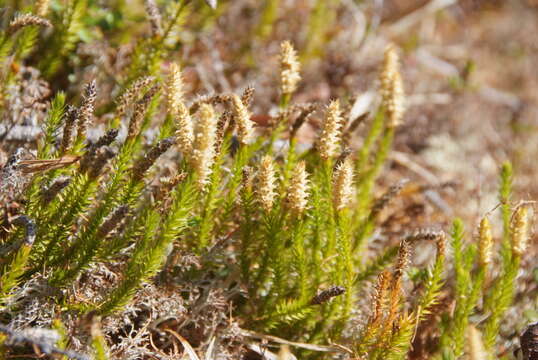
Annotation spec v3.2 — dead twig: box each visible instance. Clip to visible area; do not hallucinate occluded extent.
[238,328,353,354]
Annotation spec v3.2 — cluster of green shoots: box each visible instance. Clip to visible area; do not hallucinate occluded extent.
[0,1,532,359]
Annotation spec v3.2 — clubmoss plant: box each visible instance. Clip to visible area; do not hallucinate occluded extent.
[0,3,534,359]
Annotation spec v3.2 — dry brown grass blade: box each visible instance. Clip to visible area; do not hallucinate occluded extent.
[18,155,80,173]
[205,336,216,360]
[164,329,201,360]
[238,328,352,354]
[205,0,217,9]
[386,0,457,35]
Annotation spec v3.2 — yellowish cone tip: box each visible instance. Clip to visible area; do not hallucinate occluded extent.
[467,325,488,360]
[165,63,184,115]
[280,40,301,97]
[317,100,343,160]
[478,217,493,267]
[380,44,405,127]
[175,105,194,156]
[191,104,217,188]
[511,206,530,257]
[286,161,309,216]
[277,345,293,360]
[35,0,51,17]
[167,64,194,156]
[332,158,354,211]
[257,155,277,212]
[231,94,254,144]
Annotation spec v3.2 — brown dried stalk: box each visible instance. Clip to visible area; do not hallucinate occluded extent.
[7,13,51,35]
[132,137,175,183]
[116,76,155,118]
[127,85,160,141]
[310,285,345,305]
[76,80,97,140]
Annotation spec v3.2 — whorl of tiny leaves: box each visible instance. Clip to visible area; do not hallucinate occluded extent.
[0,216,36,308]
[98,209,161,314]
[40,0,88,76]
[478,216,493,267]
[39,92,66,158]
[263,299,313,330]
[416,232,445,319]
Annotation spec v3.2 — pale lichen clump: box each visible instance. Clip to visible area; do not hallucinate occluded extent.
[332,158,354,211]
[478,217,493,267]
[231,94,254,144]
[286,161,309,216]
[317,100,343,160]
[166,63,194,156]
[191,104,218,188]
[510,205,530,257]
[257,155,277,212]
[380,44,405,127]
[280,41,301,97]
